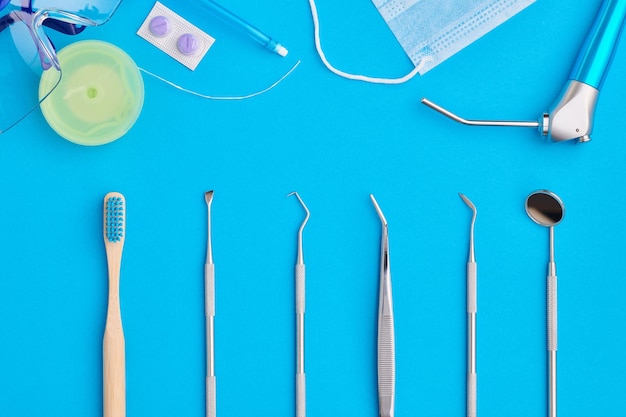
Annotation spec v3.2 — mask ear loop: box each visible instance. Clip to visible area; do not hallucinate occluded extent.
[308,0,429,84]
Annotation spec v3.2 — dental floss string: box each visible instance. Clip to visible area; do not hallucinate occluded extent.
[307,0,429,83]
[138,60,301,100]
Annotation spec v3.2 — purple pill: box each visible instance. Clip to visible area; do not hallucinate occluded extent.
[149,15,171,37]
[177,33,199,56]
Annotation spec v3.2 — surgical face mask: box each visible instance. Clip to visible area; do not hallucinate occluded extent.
[372,0,536,74]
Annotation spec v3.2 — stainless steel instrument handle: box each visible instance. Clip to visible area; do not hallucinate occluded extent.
[378,276,395,417]
[547,265,558,417]
[205,262,216,417]
[378,316,395,417]
[296,263,306,417]
[206,376,216,417]
[467,261,477,417]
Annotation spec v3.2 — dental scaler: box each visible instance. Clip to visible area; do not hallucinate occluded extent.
[423,0,626,143]
[288,191,310,417]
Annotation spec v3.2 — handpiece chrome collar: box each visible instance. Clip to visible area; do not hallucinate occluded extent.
[543,80,599,143]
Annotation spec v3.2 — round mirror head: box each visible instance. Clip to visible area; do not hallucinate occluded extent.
[525,190,565,227]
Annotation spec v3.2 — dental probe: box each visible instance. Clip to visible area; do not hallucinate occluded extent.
[460,193,478,417]
[289,192,310,417]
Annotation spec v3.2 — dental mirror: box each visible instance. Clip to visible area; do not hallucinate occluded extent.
[525,189,564,417]
[526,191,565,227]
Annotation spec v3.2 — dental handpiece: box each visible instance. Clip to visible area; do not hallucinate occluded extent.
[289,192,310,417]
[371,195,395,417]
[422,0,626,143]
[547,0,626,143]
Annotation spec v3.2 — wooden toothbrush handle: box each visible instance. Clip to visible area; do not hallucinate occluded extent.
[103,326,126,417]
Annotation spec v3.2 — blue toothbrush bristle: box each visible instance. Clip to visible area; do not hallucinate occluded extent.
[106,197,124,242]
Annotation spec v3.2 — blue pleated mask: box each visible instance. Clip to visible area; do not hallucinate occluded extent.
[372,0,536,74]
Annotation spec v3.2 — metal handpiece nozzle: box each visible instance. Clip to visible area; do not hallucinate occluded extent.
[370,195,395,417]
[420,95,596,144]
[421,98,540,129]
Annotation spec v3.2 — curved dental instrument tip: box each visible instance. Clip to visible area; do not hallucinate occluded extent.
[205,190,214,205]
[205,191,214,264]
[370,194,388,226]
[288,192,310,265]
[459,193,477,262]
[459,193,476,212]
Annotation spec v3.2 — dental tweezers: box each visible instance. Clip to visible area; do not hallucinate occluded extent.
[371,195,395,417]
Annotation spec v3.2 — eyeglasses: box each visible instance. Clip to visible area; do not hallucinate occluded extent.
[0,0,122,134]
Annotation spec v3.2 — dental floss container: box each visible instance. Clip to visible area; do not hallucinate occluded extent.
[39,40,144,146]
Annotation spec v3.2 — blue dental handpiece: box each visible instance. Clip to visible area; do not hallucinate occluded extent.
[570,0,626,90]
[421,0,626,144]
[546,0,626,142]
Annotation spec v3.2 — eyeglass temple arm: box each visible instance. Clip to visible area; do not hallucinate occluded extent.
[43,18,87,35]
[0,9,88,34]
[0,13,14,33]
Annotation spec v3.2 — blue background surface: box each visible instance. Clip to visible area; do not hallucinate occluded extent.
[1,0,626,416]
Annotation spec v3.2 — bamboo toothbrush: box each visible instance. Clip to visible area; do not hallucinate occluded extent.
[103,192,126,417]
[205,190,216,417]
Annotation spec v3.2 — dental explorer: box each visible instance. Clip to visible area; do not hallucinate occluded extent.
[525,190,565,417]
[205,191,216,417]
[371,195,395,417]
[423,0,626,143]
[289,192,310,417]
[460,193,478,417]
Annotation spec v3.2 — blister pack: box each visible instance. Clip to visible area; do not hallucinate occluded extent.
[137,2,216,70]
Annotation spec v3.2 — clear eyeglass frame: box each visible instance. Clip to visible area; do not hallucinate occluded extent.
[0,0,123,134]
